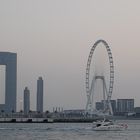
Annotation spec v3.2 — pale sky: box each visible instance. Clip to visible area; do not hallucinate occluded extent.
[0,0,140,111]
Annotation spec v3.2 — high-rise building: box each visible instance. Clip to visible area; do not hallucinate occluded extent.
[117,99,134,113]
[24,87,30,114]
[0,52,17,113]
[36,77,43,113]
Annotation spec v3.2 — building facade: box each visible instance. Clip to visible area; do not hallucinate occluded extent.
[95,102,104,110]
[24,87,30,114]
[36,77,43,113]
[96,100,116,114]
[0,52,17,113]
[117,99,134,114]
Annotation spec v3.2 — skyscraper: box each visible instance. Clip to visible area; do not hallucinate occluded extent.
[24,87,30,114]
[36,77,43,113]
[0,52,17,113]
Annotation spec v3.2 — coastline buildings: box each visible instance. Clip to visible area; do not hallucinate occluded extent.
[95,102,104,110]
[0,52,17,113]
[24,87,30,114]
[0,52,136,118]
[95,99,134,115]
[117,99,134,115]
[95,100,117,114]
[36,77,43,113]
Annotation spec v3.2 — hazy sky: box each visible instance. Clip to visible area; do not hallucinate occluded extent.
[0,0,140,111]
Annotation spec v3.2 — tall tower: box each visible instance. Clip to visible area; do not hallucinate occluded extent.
[36,77,43,113]
[0,52,17,113]
[24,87,30,114]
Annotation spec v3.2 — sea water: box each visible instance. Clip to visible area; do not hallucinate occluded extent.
[0,120,140,140]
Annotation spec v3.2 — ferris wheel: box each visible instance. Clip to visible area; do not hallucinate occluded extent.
[85,39,114,115]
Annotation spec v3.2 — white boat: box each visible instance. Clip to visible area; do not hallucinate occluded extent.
[92,119,128,131]
[92,119,109,128]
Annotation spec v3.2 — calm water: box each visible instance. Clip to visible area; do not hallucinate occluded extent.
[0,120,140,140]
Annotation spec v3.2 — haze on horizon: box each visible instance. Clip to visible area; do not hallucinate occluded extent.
[0,0,140,111]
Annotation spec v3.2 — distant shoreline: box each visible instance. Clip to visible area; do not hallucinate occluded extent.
[0,116,140,123]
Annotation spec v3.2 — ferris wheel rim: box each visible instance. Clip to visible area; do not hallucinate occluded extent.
[86,39,114,100]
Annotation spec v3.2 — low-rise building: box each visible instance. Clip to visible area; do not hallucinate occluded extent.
[117,99,134,115]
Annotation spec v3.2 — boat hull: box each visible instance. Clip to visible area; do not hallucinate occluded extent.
[93,124,126,131]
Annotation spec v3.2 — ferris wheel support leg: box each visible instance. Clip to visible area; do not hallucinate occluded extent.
[86,77,96,113]
[102,79,106,110]
[108,96,113,115]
